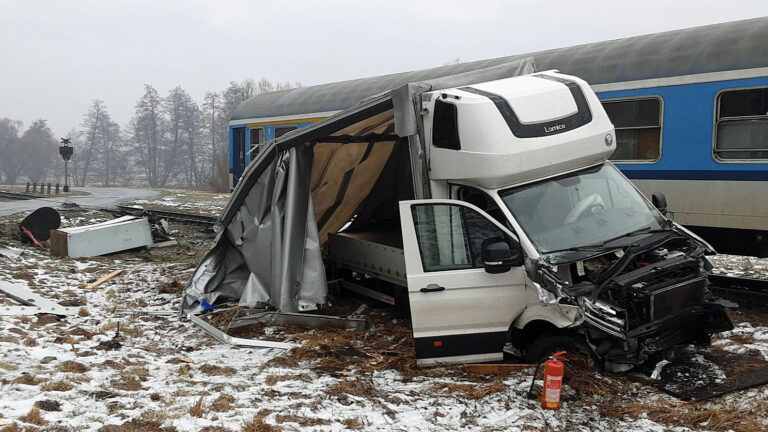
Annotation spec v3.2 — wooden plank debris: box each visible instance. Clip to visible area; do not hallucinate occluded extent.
[86,270,124,289]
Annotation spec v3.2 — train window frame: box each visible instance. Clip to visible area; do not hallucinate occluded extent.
[600,96,664,164]
[712,86,768,163]
[249,127,265,153]
[275,125,298,139]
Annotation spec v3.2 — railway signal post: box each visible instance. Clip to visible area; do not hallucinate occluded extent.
[59,138,73,192]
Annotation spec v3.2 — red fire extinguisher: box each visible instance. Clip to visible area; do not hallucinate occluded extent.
[540,351,568,410]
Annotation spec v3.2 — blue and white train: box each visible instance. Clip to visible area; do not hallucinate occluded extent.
[229,17,768,256]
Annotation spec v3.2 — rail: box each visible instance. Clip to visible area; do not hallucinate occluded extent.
[709,274,768,306]
[114,205,218,226]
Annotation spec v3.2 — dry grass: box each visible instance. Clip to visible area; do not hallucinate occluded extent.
[127,366,150,377]
[78,307,90,317]
[604,400,768,432]
[210,394,236,412]
[341,418,363,430]
[189,397,204,418]
[100,321,143,338]
[41,380,73,392]
[19,406,48,426]
[11,374,40,386]
[0,361,18,371]
[274,414,331,427]
[327,379,380,399]
[264,375,296,386]
[0,423,21,432]
[242,418,278,432]
[157,279,184,294]
[110,375,143,391]
[57,360,88,373]
[199,364,237,376]
[427,379,507,400]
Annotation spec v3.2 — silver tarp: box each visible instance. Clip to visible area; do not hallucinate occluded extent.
[181,58,534,315]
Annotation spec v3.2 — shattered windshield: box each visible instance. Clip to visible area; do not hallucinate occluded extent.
[500,163,666,254]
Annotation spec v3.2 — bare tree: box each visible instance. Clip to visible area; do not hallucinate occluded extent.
[20,120,57,183]
[0,118,25,184]
[131,84,164,187]
[162,86,203,188]
[201,91,224,188]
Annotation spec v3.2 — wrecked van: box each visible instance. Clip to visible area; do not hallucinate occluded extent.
[182,60,732,371]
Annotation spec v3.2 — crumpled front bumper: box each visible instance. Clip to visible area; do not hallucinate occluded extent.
[593,303,733,365]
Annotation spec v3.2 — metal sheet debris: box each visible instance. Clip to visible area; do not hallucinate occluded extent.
[228,310,372,331]
[186,313,296,350]
[51,215,153,258]
[0,280,77,316]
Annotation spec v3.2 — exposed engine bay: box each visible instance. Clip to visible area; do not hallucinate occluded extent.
[535,227,734,368]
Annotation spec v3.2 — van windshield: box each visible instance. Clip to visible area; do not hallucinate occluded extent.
[500,163,666,253]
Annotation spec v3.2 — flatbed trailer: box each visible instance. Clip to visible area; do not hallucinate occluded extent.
[328,224,407,306]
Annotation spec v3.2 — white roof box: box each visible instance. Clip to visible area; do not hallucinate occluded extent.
[424,70,615,189]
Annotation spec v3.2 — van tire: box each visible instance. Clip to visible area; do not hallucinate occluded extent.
[524,335,580,363]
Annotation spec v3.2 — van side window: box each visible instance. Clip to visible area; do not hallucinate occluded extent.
[456,186,507,226]
[714,87,768,160]
[412,204,508,271]
[602,98,662,162]
[432,99,461,150]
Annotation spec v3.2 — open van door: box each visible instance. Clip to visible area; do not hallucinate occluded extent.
[399,199,527,366]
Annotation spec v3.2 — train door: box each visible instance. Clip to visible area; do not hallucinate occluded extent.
[399,199,527,366]
[231,126,246,187]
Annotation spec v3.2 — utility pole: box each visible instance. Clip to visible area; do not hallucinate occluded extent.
[59,138,73,192]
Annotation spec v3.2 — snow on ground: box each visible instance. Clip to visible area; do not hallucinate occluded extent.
[711,254,768,280]
[127,190,230,217]
[0,206,768,431]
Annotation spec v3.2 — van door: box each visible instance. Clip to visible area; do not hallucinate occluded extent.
[399,199,527,366]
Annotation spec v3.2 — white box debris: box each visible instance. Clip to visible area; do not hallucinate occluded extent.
[51,215,153,258]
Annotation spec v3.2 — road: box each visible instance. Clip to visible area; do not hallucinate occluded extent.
[0,187,160,216]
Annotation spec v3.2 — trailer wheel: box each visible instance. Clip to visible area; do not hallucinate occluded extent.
[524,335,582,363]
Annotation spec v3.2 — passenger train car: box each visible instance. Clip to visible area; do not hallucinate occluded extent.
[229,17,768,256]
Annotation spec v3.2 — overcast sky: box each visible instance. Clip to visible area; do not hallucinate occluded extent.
[2,0,768,137]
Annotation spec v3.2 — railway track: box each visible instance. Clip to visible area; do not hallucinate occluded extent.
[114,205,218,226]
[0,191,41,200]
[709,274,768,307]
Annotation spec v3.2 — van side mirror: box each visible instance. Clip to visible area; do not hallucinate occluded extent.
[652,192,668,215]
[482,239,524,274]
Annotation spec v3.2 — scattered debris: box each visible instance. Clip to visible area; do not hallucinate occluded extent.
[19,206,61,243]
[186,313,296,350]
[51,215,153,258]
[0,280,77,316]
[86,269,124,289]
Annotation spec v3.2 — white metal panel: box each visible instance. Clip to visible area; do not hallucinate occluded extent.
[471,75,577,123]
[56,217,153,258]
[425,71,615,189]
[0,281,77,316]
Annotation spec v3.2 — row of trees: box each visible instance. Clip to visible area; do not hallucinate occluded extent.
[0,78,301,190]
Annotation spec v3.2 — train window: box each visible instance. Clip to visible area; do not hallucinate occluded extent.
[602,98,661,162]
[249,128,264,152]
[275,125,298,138]
[715,88,768,160]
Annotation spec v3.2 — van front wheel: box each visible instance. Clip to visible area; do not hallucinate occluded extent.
[523,335,580,363]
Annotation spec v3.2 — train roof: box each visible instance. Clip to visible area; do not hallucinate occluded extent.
[232,16,768,122]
